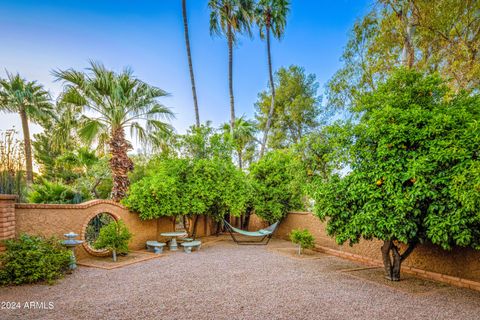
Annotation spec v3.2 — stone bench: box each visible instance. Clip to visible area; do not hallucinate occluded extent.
[146,241,166,254]
[180,240,201,253]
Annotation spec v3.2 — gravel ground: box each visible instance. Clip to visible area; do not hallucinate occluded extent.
[1,238,480,320]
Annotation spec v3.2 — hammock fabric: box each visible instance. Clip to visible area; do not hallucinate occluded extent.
[224,220,279,245]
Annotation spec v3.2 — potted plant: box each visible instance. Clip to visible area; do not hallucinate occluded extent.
[93,220,132,262]
[290,229,315,255]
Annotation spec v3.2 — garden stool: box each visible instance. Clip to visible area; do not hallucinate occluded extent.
[146,241,166,254]
[180,240,201,253]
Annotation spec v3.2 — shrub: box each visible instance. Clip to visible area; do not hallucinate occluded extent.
[0,234,71,285]
[290,229,315,255]
[93,220,132,262]
[28,180,86,204]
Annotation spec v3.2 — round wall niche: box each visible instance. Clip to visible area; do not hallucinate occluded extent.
[82,212,116,256]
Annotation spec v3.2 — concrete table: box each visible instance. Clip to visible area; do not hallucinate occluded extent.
[160,231,187,251]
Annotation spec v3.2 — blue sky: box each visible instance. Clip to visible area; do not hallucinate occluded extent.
[0,0,371,139]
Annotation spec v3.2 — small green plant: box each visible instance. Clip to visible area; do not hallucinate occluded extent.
[290,229,315,255]
[93,220,132,262]
[0,234,71,285]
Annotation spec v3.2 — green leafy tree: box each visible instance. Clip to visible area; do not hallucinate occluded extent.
[177,123,233,160]
[249,149,304,223]
[93,220,132,262]
[0,73,52,185]
[53,61,174,201]
[327,0,480,111]
[255,65,323,150]
[255,0,290,157]
[314,69,480,281]
[209,0,254,133]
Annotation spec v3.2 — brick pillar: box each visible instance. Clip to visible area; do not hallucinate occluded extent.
[0,195,17,251]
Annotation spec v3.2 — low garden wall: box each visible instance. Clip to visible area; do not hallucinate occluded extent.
[249,212,480,290]
[0,196,214,259]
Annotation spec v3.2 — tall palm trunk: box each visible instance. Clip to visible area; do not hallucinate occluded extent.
[260,23,275,157]
[237,149,243,170]
[182,0,200,127]
[19,107,33,185]
[228,24,235,135]
[109,128,134,201]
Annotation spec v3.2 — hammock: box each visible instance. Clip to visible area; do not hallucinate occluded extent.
[223,220,279,245]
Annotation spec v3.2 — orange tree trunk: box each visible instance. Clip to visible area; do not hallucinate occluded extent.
[109,128,134,202]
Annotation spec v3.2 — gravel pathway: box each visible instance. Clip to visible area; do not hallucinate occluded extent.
[1,239,479,320]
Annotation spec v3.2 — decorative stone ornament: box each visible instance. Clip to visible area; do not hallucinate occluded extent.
[62,232,84,269]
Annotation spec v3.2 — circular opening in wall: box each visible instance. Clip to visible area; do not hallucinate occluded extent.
[84,213,116,255]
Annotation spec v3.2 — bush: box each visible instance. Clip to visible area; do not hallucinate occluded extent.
[0,234,71,285]
[93,220,132,262]
[28,180,86,204]
[290,229,315,255]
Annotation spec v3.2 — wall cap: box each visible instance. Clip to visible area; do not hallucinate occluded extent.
[0,194,18,201]
[15,199,126,210]
[288,211,313,215]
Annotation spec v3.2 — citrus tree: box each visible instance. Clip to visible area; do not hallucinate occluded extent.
[249,149,304,223]
[122,158,190,220]
[313,69,480,281]
[93,220,132,262]
[123,157,251,236]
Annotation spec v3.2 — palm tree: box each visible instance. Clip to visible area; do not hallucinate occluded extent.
[53,61,174,201]
[209,0,254,133]
[222,116,256,169]
[0,73,52,185]
[255,0,289,157]
[182,0,200,127]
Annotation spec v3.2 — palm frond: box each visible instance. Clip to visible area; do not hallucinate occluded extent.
[55,61,173,148]
[78,118,106,144]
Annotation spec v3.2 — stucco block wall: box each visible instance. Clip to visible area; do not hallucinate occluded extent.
[11,199,216,259]
[0,195,17,251]
[251,212,480,282]
[14,200,162,259]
